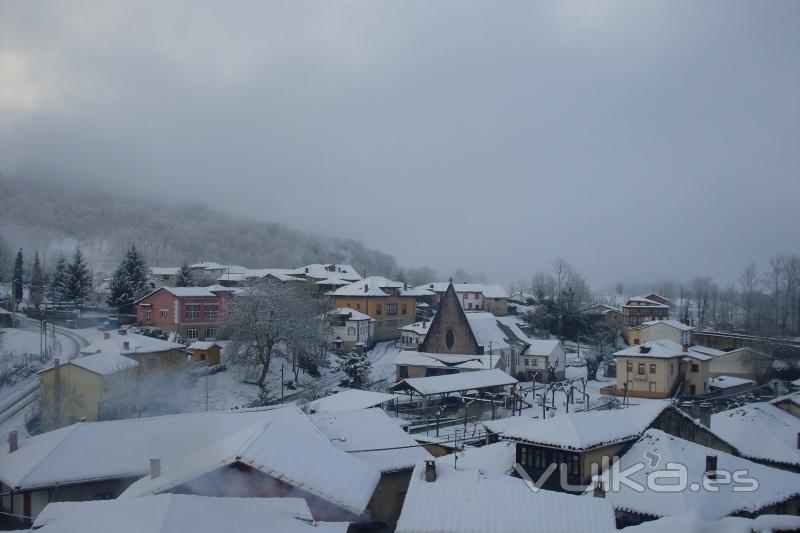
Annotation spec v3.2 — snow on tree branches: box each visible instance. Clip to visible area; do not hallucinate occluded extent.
[221,280,325,390]
[107,244,149,312]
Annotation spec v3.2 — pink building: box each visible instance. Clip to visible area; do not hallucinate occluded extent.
[135,286,234,341]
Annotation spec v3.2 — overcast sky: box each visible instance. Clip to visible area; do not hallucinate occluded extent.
[1,1,798,288]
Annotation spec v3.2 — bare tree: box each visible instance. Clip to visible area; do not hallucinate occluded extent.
[222,280,324,389]
[739,261,759,332]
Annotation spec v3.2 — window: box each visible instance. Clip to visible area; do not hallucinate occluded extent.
[626,361,633,372]
[94,492,114,500]
[520,446,528,467]
[375,304,382,315]
[638,364,645,375]
[199,353,206,361]
[532,448,546,469]
[445,329,455,349]
[204,304,218,320]
[531,358,538,366]
[145,308,152,323]
[401,304,407,315]
[205,328,216,339]
[186,328,198,339]
[524,358,529,366]
[387,303,397,315]
[347,327,355,335]
[649,364,657,374]
[467,303,473,310]
[186,304,200,320]
[670,363,674,375]
[160,309,168,319]
[691,364,699,373]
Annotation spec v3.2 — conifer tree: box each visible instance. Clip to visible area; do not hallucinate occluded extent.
[107,244,149,312]
[12,249,23,302]
[30,251,45,308]
[175,261,194,287]
[65,246,92,306]
[52,256,69,303]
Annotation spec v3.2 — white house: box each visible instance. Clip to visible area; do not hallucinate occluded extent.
[325,308,375,352]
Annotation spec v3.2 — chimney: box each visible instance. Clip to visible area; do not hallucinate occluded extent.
[104,331,111,340]
[424,459,436,482]
[404,282,408,291]
[364,284,369,293]
[682,343,689,353]
[54,358,60,385]
[150,458,161,479]
[705,455,717,479]
[118,328,127,336]
[123,341,130,351]
[8,430,18,453]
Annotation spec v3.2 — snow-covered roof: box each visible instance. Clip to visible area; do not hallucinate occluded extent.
[0,410,277,490]
[466,313,531,352]
[395,461,616,533]
[399,321,431,335]
[500,401,671,450]
[328,276,405,297]
[120,406,380,516]
[482,284,508,299]
[618,511,800,533]
[710,402,800,467]
[187,341,220,350]
[327,307,374,321]
[398,286,434,297]
[310,409,431,474]
[614,340,687,359]
[417,282,485,293]
[314,277,351,286]
[687,345,726,357]
[150,267,180,276]
[395,351,500,372]
[32,494,347,533]
[599,429,800,520]
[414,282,509,299]
[68,351,139,376]
[708,375,753,389]
[622,296,669,308]
[636,319,694,331]
[307,388,399,413]
[190,261,228,270]
[290,264,362,282]
[80,331,185,356]
[523,339,562,358]
[165,287,218,297]
[205,284,236,292]
[392,369,517,396]
[435,441,517,476]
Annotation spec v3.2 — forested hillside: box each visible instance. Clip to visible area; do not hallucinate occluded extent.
[0,176,397,277]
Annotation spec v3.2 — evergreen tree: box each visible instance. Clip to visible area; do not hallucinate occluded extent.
[65,246,92,306]
[107,244,149,311]
[52,256,69,303]
[12,249,23,302]
[30,251,45,308]
[337,350,372,390]
[175,261,194,287]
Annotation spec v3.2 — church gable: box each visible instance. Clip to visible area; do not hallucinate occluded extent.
[420,282,481,355]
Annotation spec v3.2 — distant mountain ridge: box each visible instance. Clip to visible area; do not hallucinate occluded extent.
[0,176,397,277]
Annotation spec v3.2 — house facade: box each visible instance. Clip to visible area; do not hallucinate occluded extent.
[135,286,234,341]
[325,308,375,351]
[329,277,421,342]
[414,282,509,316]
[621,296,669,327]
[626,319,692,346]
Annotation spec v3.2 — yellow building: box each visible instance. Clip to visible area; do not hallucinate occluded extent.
[188,341,222,365]
[328,276,424,342]
[38,353,139,432]
[609,340,711,399]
